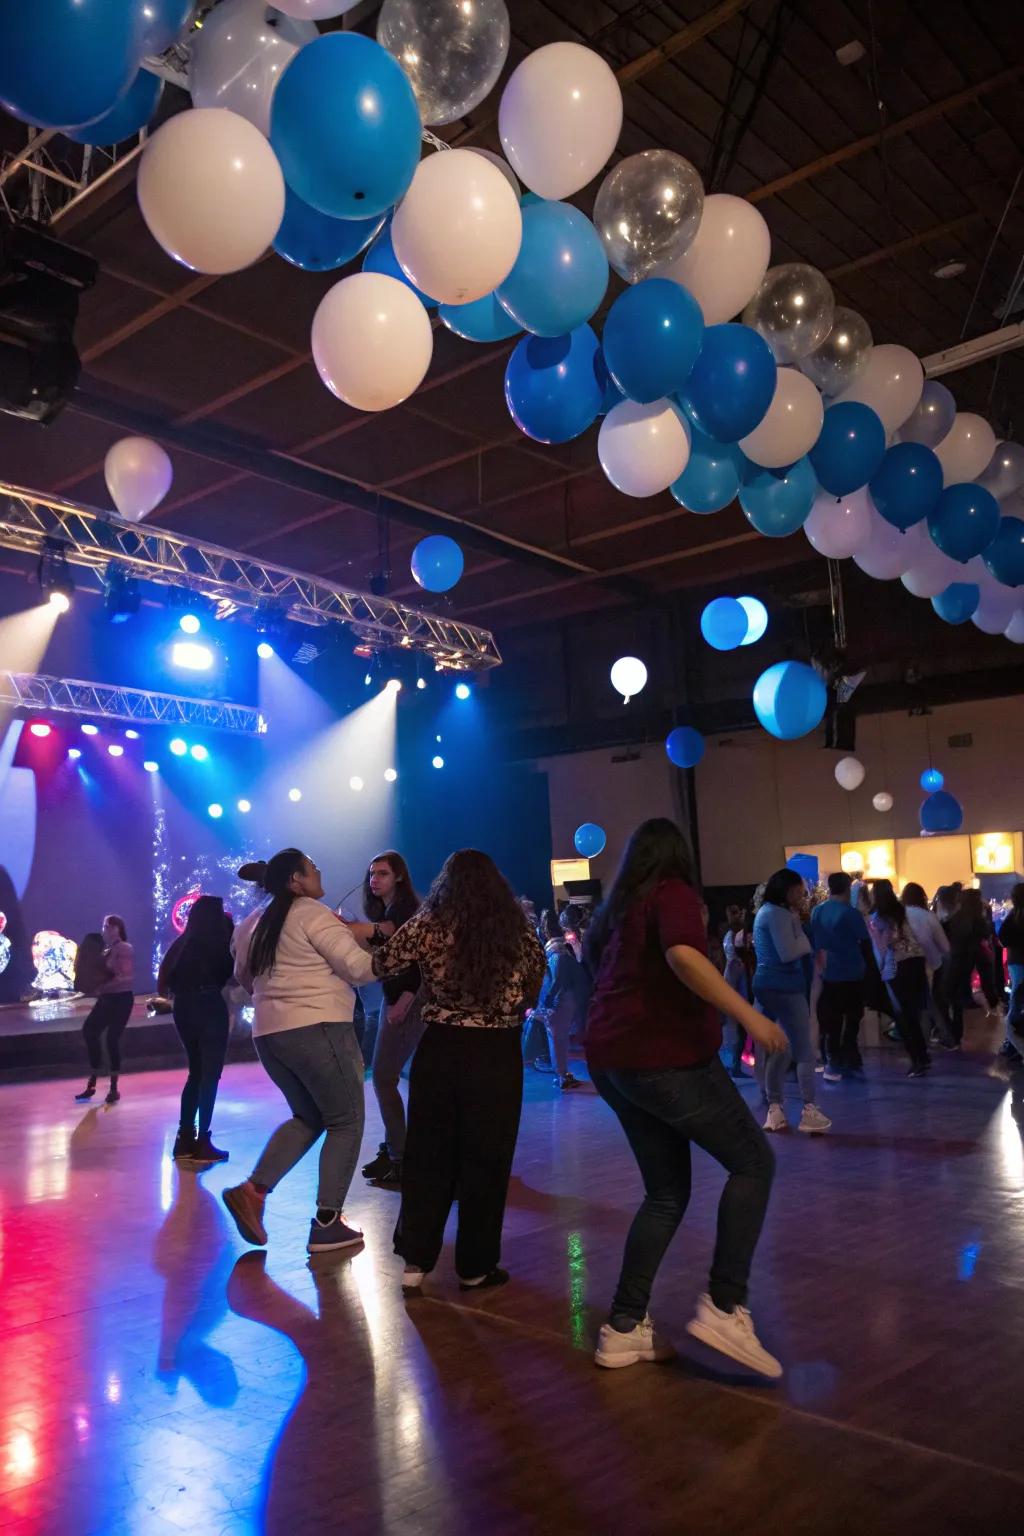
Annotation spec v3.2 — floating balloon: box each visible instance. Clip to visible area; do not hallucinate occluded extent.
[804,488,873,559]
[873,791,894,813]
[411,534,464,593]
[798,307,873,396]
[653,193,771,325]
[274,188,384,272]
[275,0,363,16]
[504,327,603,444]
[468,148,521,200]
[932,412,997,488]
[1005,609,1024,644]
[833,344,924,435]
[378,0,509,127]
[920,768,944,792]
[595,350,626,415]
[738,596,769,645]
[835,756,865,791]
[440,292,521,343]
[593,149,704,284]
[363,218,438,308]
[700,597,748,652]
[739,457,816,538]
[868,441,943,530]
[931,583,980,624]
[392,149,522,306]
[499,43,622,200]
[901,544,961,599]
[574,822,607,858]
[139,0,195,53]
[666,726,705,769]
[0,0,141,130]
[601,279,704,405]
[853,514,925,581]
[610,657,647,704]
[809,401,886,497]
[598,399,691,499]
[270,33,421,219]
[311,272,433,411]
[65,68,162,146]
[753,661,827,741]
[899,379,956,449]
[495,200,607,337]
[982,516,1024,587]
[976,442,1024,502]
[670,432,743,514]
[742,263,835,365]
[927,483,1000,563]
[920,790,963,834]
[104,437,172,522]
[971,584,1018,635]
[189,0,316,136]
[738,368,823,469]
[677,323,776,443]
[137,108,285,275]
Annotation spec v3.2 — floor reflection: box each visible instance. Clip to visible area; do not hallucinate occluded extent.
[153,1169,240,1408]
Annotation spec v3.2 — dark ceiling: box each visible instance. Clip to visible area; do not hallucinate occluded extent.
[1,0,1022,645]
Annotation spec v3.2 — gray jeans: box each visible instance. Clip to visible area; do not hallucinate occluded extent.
[755,988,817,1107]
[372,995,426,1159]
[252,1021,365,1211]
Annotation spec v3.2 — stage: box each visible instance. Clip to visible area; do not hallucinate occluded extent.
[1,1036,1022,1536]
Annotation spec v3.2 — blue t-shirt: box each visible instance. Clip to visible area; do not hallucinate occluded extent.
[811,899,869,983]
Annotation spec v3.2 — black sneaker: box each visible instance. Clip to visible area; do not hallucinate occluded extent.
[907,1064,929,1079]
[370,1157,402,1187]
[459,1267,510,1292]
[105,1077,121,1104]
[192,1132,229,1164]
[75,1077,97,1102]
[172,1127,197,1159]
[362,1143,392,1180]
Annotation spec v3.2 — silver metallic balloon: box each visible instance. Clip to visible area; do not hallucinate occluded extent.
[798,306,872,396]
[742,263,835,365]
[593,149,704,284]
[975,440,1024,501]
[377,0,510,129]
[898,379,956,448]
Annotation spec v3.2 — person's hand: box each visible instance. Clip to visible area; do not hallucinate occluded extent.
[749,1016,789,1054]
[388,999,410,1025]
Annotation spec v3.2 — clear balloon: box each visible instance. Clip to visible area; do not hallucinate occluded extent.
[598,400,691,499]
[392,148,522,306]
[873,791,894,813]
[499,43,623,200]
[982,515,1024,587]
[753,661,827,741]
[975,441,1024,502]
[700,597,748,652]
[411,535,464,592]
[738,367,823,469]
[137,107,285,275]
[593,149,704,284]
[610,657,647,704]
[739,457,817,538]
[311,272,433,412]
[931,583,980,624]
[742,263,835,365]
[677,323,776,443]
[652,193,770,325]
[104,436,172,522]
[833,344,924,435]
[574,822,607,857]
[468,148,521,200]
[504,326,603,445]
[377,0,510,127]
[274,188,384,272]
[189,0,315,136]
[835,757,865,791]
[927,483,1001,563]
[971,584,1018,635]
[869,441,943,530]
[853,513,925,581]
[496,200,608,337]
[809,401,886,497]
[65,68,162,146]
[670,431,743,514]
[898,379,956,449]
[602,278,704,405]
[798,307,872,396]
[0,0,140,130]
[666,726,705,769]
[804,488,873,559]
[932,412,997,487]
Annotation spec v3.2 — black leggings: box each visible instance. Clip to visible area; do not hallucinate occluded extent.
[82,992,134,1073]
[174,990,230,1135]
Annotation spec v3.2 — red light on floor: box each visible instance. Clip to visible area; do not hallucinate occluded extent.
[29,722,52,739]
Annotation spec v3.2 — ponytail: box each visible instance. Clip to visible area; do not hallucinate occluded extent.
[241,848,306,978]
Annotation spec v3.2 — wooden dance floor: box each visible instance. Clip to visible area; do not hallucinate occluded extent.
[1,1038,1022,1535]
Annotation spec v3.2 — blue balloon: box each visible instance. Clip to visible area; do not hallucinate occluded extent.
[410,535,464,593]
[271,33,421,220]
[440,293,522,343]
[677,324,776,443]
[809,401,886,497]
[931,582,980,625]
[363,218,438,308]
[753,661,828,741]
[739,595,769,645]
[671,430,743,514]
[739,457,816,537]
[138,0,193,53]
[927,483,1001,563]
[982,515,1024,588]
[274,187,384,272]
[920,789,964,834]
[0,0,141,130]
[700,596,749,652]
[666,726,705,769]
[64,67,161,146]
[496,202,608,338]
[602,278,704,404]
[504,326,603,445]
[869,441,943,531]
[574,823,607,858]
[595,350,625,415]
[920,768,944,792]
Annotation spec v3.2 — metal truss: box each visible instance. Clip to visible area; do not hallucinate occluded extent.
[1,671,264,736]
[0,129,147,227]
[0,483,502,670]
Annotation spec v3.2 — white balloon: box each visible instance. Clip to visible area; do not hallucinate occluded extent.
[804,487,873,559]
[498,42,622,200]
[598,399,690,498]
[189,0,316,137]
[833,343,923,435]
[274,0,361,16]
[901,546,961,599]
[610,655,647,703]
[104,437,172,522]
[932,411,997,487]
[873,791,894,813]
[391,149,522,306]
[971,584,1018,634]
[739,367,823,469]
[311,272,433,412]
[468,147,521,200]
[854,512,925,580]
[137,108,285,275]
[653,193,771,324]
[835,756,865,791]
[1005,609,1024,644]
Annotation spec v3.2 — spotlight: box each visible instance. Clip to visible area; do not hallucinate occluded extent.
[179,614,201,635]
[171,641,213,672]
[48,588,71,614]
[38,541,75,609]
[349,776,364,792]
[107,744,124,758]
[385,679,402,693]
[67,747,82,761]
[384,768,397,783]
[190,744,209,762]
[81,723,98,736]
[364,673,372,687]
[432,755,445,770]
[436,734,442,743]
[208,803,223,819]
[0,222,96,424]
[103,566,140,624]
[455,682,471,701]
[29,721,52,738]
[237,798,251,813]
[416,677,427,691]
[288,787,302,802]
[169,738,188,756]
[143,760,159,773]
[124,729,139,740]
[257,642,274,660]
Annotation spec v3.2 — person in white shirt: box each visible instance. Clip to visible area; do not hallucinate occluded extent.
[222,848,376,1256]
[902,882,953,1047]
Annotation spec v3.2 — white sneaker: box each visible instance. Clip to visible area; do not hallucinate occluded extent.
[685,1294,783,1379]
[401,1265,426,1294]
[763,1103,787,1133]
[594,1315,675,1370]
[822,1066,843,1083]
[798,1104,831,1134]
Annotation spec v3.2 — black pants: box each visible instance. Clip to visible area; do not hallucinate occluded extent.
[888,957,930,1068]
[591,1055,774,1320]
[395,1023,523,1279]
[82,992,134,1073]
[817,978,865,1069]
[174,990,230,1135]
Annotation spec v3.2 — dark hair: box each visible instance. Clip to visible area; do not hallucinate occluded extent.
[828,872,852,897]
[74,932,106,994]
[586,818,698,971]
[762,868,804,908]
[182,894,228,943]
[953,888,986,927]
[872,879,906,929]
[242,848,308,978]
[104,914,128,943]
[559,903,590,936]
[1011,882,1024,913]
[540,908,562,943]
[902,882,928,909]
[363,850,420,922]
[420,848,540,1006]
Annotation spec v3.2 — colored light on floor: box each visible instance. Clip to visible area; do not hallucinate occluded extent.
[29,722,52,738]
[288,787,302,802]
[169,738,188,756]
[208,803,223,819]
[432,755,445,769]
[179,613,201,635]
[237,799,251,813]
[143,761,159,774]
[81,724,99,736]
[257,642,274,660]
[455,682,471,700]
[384,768,397,782]
[107,744,124,758]
[190,744,209,762]
[349,776,364,792]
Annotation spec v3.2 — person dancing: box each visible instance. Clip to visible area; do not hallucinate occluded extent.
[753,870,831,1134]
[75,915,134,1105]
[158,896,235,1165]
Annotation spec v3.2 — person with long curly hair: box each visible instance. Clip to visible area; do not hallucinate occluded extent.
[345,849,545,1295]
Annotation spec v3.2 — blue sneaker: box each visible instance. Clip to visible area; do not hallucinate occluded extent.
[307,1215,363,1254]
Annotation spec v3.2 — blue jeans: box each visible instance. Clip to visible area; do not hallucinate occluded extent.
[252,1021,365,1211]
[591,1056,774,1318]
[372,995,426,1159]
[755,988,817,1106]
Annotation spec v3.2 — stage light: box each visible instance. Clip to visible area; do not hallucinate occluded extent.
[237,798,251,813]
[103,566,140,623]
[288,787,302,802]
[81,723,98,736]
[384,768,397,783]
[416,677,427,690]
[385,678,402,693]
[48,588,71,614]
[169,738,188,756]
[190,744,209,762]
[124,729,139,740]
[432,755,445,769]
[349,776,364,792]
[143,760,159,774]
[208,803,223,819]
[107,744,124,758]
[436,734,442,743]
[67,747,81,761]
[179,614,201,635]
[171,641,213,672]
[257,642,274,660]
[29,721,52,738]
[455,682,471,700]
[364,673,372,687]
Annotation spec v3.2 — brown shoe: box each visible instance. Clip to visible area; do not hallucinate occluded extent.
[223,1181,267,1246]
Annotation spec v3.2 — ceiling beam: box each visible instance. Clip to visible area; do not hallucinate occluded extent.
[825,212,985,280]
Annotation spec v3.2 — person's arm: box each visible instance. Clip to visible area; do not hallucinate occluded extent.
[765,905,812,963]
[665,946,788,1053]
[156,938,182,999]
[930,912,951,957]
[370,913,426,979]
[109,941,134,985]
[305,904,377,985]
